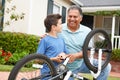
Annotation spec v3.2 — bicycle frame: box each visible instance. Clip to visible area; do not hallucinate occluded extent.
[49,49,104,80]
[48,57,89,80]
[90,48,102,79]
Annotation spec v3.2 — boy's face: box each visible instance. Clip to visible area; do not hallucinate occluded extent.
[55,19,62,33]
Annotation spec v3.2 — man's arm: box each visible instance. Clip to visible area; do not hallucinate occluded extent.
[68,51,83,63]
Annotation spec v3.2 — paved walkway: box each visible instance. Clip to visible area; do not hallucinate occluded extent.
[0,71,120,80]
[0,72,10,80]
[109,72,120,78]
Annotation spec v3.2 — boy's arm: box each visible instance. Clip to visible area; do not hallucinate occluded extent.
[50,56,63,63]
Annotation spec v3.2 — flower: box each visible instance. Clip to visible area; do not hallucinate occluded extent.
[1,50,6,56]
[0,49,12,62]
[7,51,12,57]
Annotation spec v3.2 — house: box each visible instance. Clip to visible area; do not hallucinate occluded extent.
[1,0,73,36]
[0,0,120,49]
[77,0,120,49]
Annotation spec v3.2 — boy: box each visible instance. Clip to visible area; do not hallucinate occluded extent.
[36,14,68,79]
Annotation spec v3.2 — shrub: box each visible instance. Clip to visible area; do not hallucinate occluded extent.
[0,31,40,53]
[111,49,120,61]
[7,50,30,65]
[0,31,40,65]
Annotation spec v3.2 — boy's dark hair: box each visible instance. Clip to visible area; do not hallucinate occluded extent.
[44,14,62,32]
[68,5,83,16]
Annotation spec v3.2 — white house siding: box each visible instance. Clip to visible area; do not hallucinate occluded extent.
[3,0,74,36]
[54,0,71,8]
[3,0,30,33]
[28,0,48,36]
[3,0,48,36]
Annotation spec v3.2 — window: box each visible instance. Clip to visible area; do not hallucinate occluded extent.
[103,16,120,35]
[53,4,60,14]
[53,2,66,23]
[103,16,112,34]
[115,17,120,35]
[53,2,61,14]
[0,0,5,31]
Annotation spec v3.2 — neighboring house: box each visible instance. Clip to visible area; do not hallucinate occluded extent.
[0,0,120,49]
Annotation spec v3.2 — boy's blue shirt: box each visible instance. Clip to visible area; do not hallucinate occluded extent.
[37,35,69,73]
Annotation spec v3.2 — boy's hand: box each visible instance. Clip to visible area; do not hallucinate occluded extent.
[51,56,63,63]
[58,52,67,60]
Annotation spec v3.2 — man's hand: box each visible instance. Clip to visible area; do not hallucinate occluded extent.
[40,34,47,39]
[68,51,83,63]
[67,54,76,63]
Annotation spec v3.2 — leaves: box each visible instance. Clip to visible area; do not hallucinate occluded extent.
[4,0,25,26]
[111,49,120,61]
[0,31,40,54]
[84,10,120,16]
[0,32,40,65]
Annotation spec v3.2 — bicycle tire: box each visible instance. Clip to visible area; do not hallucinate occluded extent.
[8,54,57,80]
[83,29,112,72]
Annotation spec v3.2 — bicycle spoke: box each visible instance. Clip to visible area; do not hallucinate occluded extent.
[8,54,57,80]
[83,29,112,72]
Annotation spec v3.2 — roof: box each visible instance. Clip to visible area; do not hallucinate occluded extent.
[78,0,120,7]
[71,0,120,12]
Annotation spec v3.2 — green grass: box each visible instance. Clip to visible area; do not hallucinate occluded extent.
[0,64,120,80]
[81,73,120,80]
[0,64,37,72]
[108,76,120,80]
[0,64,14,72]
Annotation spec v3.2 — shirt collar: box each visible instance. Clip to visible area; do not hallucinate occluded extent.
[62,23,83,33]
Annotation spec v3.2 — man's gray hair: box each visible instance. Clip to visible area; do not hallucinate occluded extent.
[68,5,83,16]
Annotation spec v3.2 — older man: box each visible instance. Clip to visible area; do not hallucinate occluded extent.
[58,5,111,80]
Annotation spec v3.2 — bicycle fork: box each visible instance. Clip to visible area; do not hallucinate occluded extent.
[90,48,102,80]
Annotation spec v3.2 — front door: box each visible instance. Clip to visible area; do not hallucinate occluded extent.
[81,15,94,30]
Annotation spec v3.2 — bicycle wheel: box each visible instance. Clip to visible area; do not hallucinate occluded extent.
[83,29,112,73]
[8,54,57,80]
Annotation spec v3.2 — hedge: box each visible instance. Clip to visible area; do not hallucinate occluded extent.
[0,31,40,53]
[0,31,120,65]
[0,31,40,65]
[111,49,120,61]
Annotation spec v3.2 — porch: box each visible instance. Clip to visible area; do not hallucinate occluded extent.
[111,16,120,49]
[112,36,120,49]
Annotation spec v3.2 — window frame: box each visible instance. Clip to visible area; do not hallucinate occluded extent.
[53,2,62,15]
[0,0,5,31]
[102,16,112,34]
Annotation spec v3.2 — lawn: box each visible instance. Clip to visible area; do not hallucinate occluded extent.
[0,64,120,80]
[0,64,14,72]
[81,73,120,80]
[0,64,37,72]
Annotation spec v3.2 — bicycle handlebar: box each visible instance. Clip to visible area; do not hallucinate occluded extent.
[88,47,112,53]
[63,58,69,65]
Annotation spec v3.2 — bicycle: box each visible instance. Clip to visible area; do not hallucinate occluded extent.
[8,29,112,80]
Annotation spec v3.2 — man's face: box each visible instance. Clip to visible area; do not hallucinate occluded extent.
[67,9,82,28]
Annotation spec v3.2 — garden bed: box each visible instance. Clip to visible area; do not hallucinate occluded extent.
[110,60,120,73]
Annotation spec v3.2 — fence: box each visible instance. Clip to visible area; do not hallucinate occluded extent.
[112,36,120,49]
